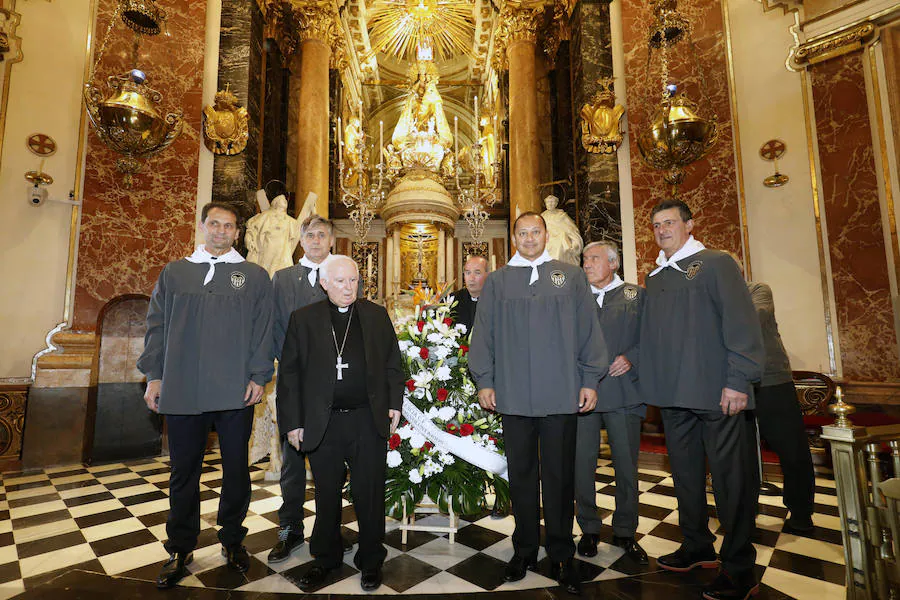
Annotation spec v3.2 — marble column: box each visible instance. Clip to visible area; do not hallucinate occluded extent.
[292,4,340,217]
[570,0,621,245]
[501,6,544,222]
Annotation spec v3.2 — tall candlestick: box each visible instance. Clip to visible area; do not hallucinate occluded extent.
[337,116,343,166]
[367,253,373,279]
[474,95,479,131]
[379,120,384,154]
[454,116,458,153]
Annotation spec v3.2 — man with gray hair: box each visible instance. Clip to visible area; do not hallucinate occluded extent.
[277,255,404,592]
[575,241,648,565]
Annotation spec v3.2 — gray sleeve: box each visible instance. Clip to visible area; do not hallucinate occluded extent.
[249,275,275,385]
[623,290,644,369]
[575,271,607,389]
[713,259,764,394]
[467,275,495,390]
[749,283,774,323]
[137,265,167,382]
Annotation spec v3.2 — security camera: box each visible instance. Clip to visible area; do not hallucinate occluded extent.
[28,184,47,207]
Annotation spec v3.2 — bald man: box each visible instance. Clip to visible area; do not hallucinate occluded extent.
[452,254,489,333]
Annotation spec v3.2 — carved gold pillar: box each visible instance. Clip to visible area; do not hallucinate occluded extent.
[497,6,544,226]
[290,2,342,217]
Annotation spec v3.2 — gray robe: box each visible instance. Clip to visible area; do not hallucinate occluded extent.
[639,249,764,411]
[595,283,646,415]
[137,259,274,415]
[468,260,607,416]
[272,264,326,361]
[748,282,793,387]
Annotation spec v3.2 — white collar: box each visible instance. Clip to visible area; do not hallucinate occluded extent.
[590,274,624,308]
[508,250,553,285]
[648,236,706,277]
[299,253,330,286]
[186,245,244,285]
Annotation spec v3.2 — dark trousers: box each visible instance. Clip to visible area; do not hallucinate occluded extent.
[575,411,642,538]
[278,439,307,533]
[307,408,387,571]
[165,407,253,554]
[502,413,577,563]
[661,408,758,578]
[755,382,816,519]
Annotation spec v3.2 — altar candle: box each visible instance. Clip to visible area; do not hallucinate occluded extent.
[379,120,384,152]
[491,254,496,271]
[337,116,342,164]
[474,95,479,130]
[454,116,458,153]
[367,253,373,279]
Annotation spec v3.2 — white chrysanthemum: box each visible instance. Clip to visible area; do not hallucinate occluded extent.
[437,406,456,421]
[408,468,423,484]
[435,365,452,381]
[398,340,412,352]
[433,346,451,361]
[426,406,440,419]
[386,450,402,468]
[455,323,468,334]
[439,452,455,465]
[426,332,444,345]
[409,432,426,449]
[396,425,413,440]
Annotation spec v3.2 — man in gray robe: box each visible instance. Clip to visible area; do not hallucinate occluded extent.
[575,241,648,565]
[639,199,764,600]
[138,202,274,589]
[469,212,607,595]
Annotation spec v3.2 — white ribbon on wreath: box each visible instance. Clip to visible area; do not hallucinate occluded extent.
[402,398,508,481]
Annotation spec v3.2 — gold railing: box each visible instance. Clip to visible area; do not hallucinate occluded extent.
[821,387,900,599]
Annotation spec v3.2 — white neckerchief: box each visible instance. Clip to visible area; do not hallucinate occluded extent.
[186,245,245,285]
[591,274,624,308]
[300,253,330,287]
[648,235,706,277]
[508,250,553,285]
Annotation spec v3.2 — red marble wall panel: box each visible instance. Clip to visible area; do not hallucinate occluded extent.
[621,0,743,280]
[810,52,900,382]
[72,0,207,331]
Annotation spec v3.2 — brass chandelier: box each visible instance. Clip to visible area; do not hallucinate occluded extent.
[83,0,182,188]
[636,0,717,197]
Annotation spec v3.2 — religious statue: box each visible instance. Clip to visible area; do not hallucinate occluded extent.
[388,59,454,172]
[244,192,317,277]
[541,195,583,265]
[342,116,368,189]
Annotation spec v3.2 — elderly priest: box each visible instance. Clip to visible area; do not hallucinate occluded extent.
[138,202,274,589]
[469,212,607,595]
[276,255,404,592]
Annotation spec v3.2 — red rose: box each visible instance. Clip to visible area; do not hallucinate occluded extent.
[437,388,448,402]
[419,347,429,360]
[446,423,458,432]
[417,321,425,332]
[443,317,453,326]
[389,434,401,450]
[422,441,434,451]
[406,379,416,392]
[488,436,497,443]
[460,423,475,436]
[460,344,469,355]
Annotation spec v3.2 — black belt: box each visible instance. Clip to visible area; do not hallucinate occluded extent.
[332,406,363,413]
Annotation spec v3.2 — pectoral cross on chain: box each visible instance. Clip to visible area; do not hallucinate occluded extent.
[336,355,349,380]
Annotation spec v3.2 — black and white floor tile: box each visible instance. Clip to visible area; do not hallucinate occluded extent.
[0,453,846,599]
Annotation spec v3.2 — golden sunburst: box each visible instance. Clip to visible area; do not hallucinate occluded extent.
[367,0,475,61]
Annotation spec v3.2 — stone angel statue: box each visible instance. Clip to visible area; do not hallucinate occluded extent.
[541,195,583,266]
[245,191,318,277]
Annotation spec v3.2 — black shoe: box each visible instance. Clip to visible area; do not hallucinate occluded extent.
[702,570,760,600]
[490,497,508,519]
[657,546,719,572]
[785,514,815,533]
[298,564,333,592]
[576,533,599,557]
[156,552,193,589]
[360,566,383,591]
[221,544,250,572]
[551,559,582,595]
[268,527,305,563]
[503,554,537,582]
[612,536,649,565]
[343,536,354,554]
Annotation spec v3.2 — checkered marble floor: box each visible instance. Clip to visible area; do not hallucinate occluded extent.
[0,452,846,599]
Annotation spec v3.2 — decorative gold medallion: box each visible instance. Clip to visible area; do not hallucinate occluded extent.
[230,271,246,289]
[203,86,249,155]
[550,270,566,288]
[26,133,57,157]
[624,286,637,300]
[580,78,625,155]
[685,260,703,280]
